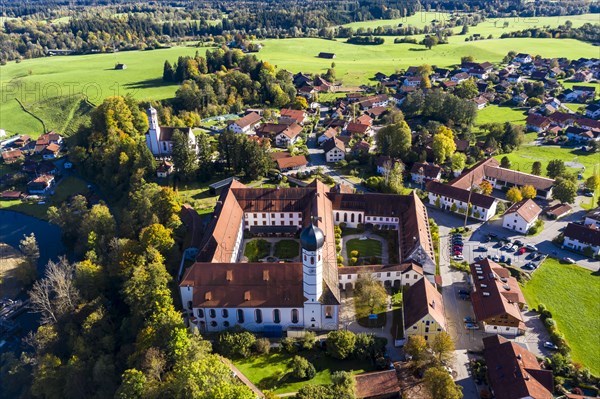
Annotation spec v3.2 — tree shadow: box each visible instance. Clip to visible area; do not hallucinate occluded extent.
[408,48,428,52]
[122,78,173,89]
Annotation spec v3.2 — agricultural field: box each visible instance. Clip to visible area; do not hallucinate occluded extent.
[258,37,599,86]
[340,12,598,32]
[521,258,600,376]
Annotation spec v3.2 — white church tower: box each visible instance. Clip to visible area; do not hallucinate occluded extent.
[300,223,325,329]
[146,106,161,156]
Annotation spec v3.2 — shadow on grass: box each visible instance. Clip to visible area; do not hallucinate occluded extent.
[408,47,429,51]
[122,78,174,90]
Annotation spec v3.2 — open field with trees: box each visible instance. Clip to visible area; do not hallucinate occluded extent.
[521,258,600,375]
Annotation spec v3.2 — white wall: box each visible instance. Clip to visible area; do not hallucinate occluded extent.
[503,213,537,234]
[326,148,345,163]
[333,210,365,228]
[405,314,445,341]
[563,236,600,256]
[427,192,496,221]
[245,212,303,228]
[192,306,306,333]
[483,323,521,336]
[338,269,423,290]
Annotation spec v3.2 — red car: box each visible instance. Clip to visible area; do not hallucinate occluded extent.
[518,247,526,255]
[453,250,463,256]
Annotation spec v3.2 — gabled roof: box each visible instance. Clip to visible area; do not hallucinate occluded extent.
[426,181,497,209]
[410,162,442,178]
[280,108,306,123]
[346,122,370,134]
[526,113,551,128]
[483,335,553,399]
[483,166,555,191]
[564,223,600,246]
[504,199,542,223]
[403,277,446,329]
[234,112,262,129]
[275,154,308,170]
[278,123,303,139]
[322,137,345,153]
[354,370,400,399]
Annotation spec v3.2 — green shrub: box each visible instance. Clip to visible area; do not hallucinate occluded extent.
[301,331,317,350]
[350,250,359,258]
[327,330,356,360]
[254,338,271,354]
[216,329,256,358]
[280,337,298,353]
[544,318,557,330]
[290,356,316,380]
[350,257,359,265]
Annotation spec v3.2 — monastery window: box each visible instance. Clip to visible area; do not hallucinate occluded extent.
[344,213,348,222]
[222,309,229,318]
[237,309,244,323]
[289,220,294,225]
[304,255,307,261]
[425,327,429,333]
[358,214,362,223]
[223,321,230,327]
[162,142,167,151]
[263,221,266,226]
[396,272,400,276]
[325,306,333,319]
[351,213,355,223]
[209,309,216,318]
[310,257,314,265]
[414,274,418,279]
[197,309,204,318]
[255,309,263,324]
[273,309,281,324]
[281,213,285,218]
[291,309,299,324]
[387,272,391,277]
[263,213,266,218]
[289,213,294,218]
[210,321,217,327]
[336,212,339,222]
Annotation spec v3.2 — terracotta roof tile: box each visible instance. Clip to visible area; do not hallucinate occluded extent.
[403,277,446,329]
[504,199,542,223]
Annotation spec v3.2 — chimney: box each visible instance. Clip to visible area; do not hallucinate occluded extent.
[431,300,436,309]
[244,291,251,301]
[226,270,233,281]
[263,270,270,281]
[517,354,522,360]
[204,291,212,301]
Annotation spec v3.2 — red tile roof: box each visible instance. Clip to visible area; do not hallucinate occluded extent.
[234,112,262,129]
[355,370,400,398]
[403,277,446,330]
[504,199,542,223]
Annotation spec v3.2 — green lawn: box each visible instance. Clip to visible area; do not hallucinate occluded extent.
[346,238,382,258]
[273,240,300,259]
[244,239,271,262]
[521,258,600,375]
[475,105,527,127]
[233,350,375,394]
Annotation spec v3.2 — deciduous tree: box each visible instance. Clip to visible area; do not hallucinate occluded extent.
[506,186,523,203]
[424,367,463,399]
[520,185,537,199]
[375,121,412,160]
[355,273,387,314]
[430,331,455,364]
[327,330,357,360]
[552,177,577,204]
[531,161,542,176]
[432,126,456,164]
[479,180,493,195]
[547,159,566,178]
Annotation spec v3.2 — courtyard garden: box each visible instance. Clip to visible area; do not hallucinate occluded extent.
[346,238,383,266]
[243,239,271,262]
[273,239,300,259]
[521,258,600,376]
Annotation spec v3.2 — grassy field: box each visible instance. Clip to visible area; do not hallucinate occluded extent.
[475,105,527,128]
[340,12,598,32]
[273,239,300,259]
[233,350,375,394]
[346,238,382,258]
[258,37,599,86]
[521,258,600,375]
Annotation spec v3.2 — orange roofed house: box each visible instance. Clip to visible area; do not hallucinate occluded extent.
[180,180,436,333]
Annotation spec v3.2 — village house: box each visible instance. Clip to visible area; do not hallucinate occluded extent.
[145,107,197,156]
[279,109,307,125]
[229,112,262,134]
[156,160,174,178]
[565,126,599,143]
[563,85,596,102]
[502,199,542,233]
[274,123,303,147]
[585,103,600,119]
[545,203,572,220]
[1,149,23,164]
[526,114,551,132]
[403,277,447,341]
[410,162,442,184]
[473,96,488,110]
[584,208,600,228]
[27,174,55,195]
[469,259,526,335]
[34,132,63,155]
[14,135,31,147]
[506,73,522,83]
[345,122,372,136]
[426,181,498,221]
[338,263,423,291]
[483,335,553,399]
[513,53,533,64]
[318,127,338,145]
[450,72,469,83]
[322,137,346,163]
[573,70,593,82]
[273,154,308,172]
[562,223,600,256]
[402,76,421,87]
[375,156,402,175]
[179,180,436,333]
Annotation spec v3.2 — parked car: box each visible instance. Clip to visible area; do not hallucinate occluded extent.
[584,191,594,197]
[562,257,576,264]
[492,255,500,262]
[482,236,490,243]
[475,254,484,260]
[514,240,524,246]
[522,263,534,271]
[453,250,463,256]
[500,255,506,263]
[477,246,488,252]
[518,247,526,255]
[458,289,471,296]
[464,316,476,323]
[525,244,538,251]
[503,243,512,250]
[452,255,464,261]
[488,233,498,239]
[453,245,463,251]
[465,323,480,330]
[459,293,470,300]
[511,244,519,251]
[543,341,559,350]
[506,258,512,266]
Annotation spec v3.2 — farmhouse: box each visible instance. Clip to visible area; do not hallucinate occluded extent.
[27,174,55,195]
[279,108,307,125]
[274,123,303,147]
[156,160,174,178]
[145,107,197,156]
[562,223,600,256]
[584,208,600,228]
[1,149,23,164]
[513,53,533,64]
[483,335,553,399]
[525,114,551,132]
[410,162,442,184]
[13,135,31,147]
[469,259,526,335]
[272,153,308,171]
[322,137,346,163]
[426,181,498,221]
[229,112,262,134]
[179,180,436,333]
[502,199,542,233]
[318,127,338,144]
[403,277,447,341]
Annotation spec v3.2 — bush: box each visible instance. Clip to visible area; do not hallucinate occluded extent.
[255,338,271,354]
[350,250,359,258]
[216,329,256,358]
[350,256,359,265]
[544,318,557,330]
[301,331,317,350]
[540,309,553,320]
[290,356,316,380]
[281,337,298,353]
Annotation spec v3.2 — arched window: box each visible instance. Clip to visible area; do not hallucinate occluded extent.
[291,309,299,324]
[273,309,281,323]
[210,321,217,327]
[222,309,229,318]
[237,309,244,323]
[310,256,314,265]
[344,213,348,222]
[304,254,307,261]
[255,309,263,324]
[336,212,339,222]
[325,306,333,319]
[351,213,355,223]
[223,321,230,327]
[209,309,216,318]
[358,214,362,223]
[197,309,204,318]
